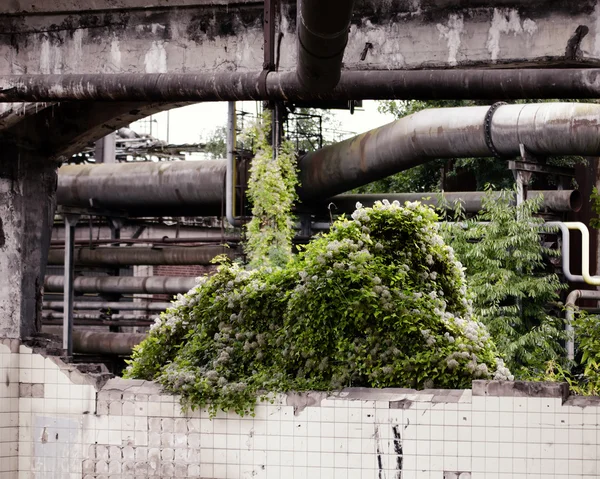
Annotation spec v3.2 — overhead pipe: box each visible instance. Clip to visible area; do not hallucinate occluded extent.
[57,103,600,210]
[6,69,600,102]
[298,103,600,200]
[57,161,225,217]
[296,0,354,91]
[327,190,582,214]
[565,290,600,361]
[44,276,198,295]
[43,301,171,312]
[46,245,236,266]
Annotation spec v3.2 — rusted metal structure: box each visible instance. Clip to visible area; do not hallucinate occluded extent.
[298,102,600,200]
[5,69,600,102]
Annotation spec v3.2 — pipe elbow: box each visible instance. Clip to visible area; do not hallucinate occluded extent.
[296,0,354,92]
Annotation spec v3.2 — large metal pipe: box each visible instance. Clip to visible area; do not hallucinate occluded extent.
[57,161,225,216]
[57,103,599,212]
[44,276,198,294]
[5,69,600,102]
[43,301,171,311]
[46,245,235,266]
[72,331,147,355]
[296,0,354,91]
[298,103,600,200]
[326,190,582,214]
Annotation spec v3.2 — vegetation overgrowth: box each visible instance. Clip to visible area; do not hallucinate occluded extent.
[125,199,511,415]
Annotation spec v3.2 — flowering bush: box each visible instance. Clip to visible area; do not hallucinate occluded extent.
[125,201,510,416]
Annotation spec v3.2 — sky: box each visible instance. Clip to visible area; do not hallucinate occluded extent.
[131,100,396,146]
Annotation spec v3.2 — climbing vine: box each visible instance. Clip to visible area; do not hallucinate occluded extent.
[125,200,511,416]
[244,113,299,268]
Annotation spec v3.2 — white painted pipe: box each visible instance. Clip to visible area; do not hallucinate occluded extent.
[545,222,584,283]
[561,222,600,286]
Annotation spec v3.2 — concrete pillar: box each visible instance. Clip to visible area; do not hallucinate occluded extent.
[0,146,57,339]
[95,132,116,164]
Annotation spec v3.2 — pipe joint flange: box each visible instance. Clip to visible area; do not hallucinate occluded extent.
[484,101,507,159]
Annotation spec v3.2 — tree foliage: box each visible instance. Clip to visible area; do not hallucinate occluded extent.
[125,200,510,416]
[440,190,567,378]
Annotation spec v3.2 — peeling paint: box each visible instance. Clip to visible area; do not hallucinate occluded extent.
[437,14,464,67]
[39,35,63,74]
[487,8,537,62]
[144,41,167,73]
[109,36,122,73]
[594,2,600,57]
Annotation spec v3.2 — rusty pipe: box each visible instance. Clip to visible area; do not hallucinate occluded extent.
[44,275,198,294]
[296,0,354,91]
[299,103,600,200]
[43,301,171,311]
[72,330,147,355]
[57,160,225,216]
[43,312,156,321]
[46,245,236,266]
[4,70,600,102]
[325,190,582,214]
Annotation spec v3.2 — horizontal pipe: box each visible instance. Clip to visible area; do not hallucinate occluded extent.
[43,301,171,311]
[72,331,147,355]
[43,312,155,321]
[326,190,582,214]
[50,236,240,246]
[57,161,225,216]
[46,245,236,266]
[4,70,600,102]
[299,103,600,200]
[44,320,153,327]
[44,275,198,294]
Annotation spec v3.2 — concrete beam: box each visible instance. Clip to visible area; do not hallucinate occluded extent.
[0,1,597,79]
[0,146,57,339]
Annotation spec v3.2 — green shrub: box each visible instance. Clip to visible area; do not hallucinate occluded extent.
[439,191,566,378]
[125,200,511,416]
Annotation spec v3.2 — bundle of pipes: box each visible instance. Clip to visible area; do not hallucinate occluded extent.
[57,103,600,214]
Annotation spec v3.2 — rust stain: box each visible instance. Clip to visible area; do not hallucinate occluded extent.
[359,132,371,173]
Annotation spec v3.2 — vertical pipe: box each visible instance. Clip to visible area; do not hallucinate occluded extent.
[226,101,242,227]
[62,214,79,356]
[564,290,600,361]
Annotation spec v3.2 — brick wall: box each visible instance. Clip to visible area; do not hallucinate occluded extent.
[2,342,600,479]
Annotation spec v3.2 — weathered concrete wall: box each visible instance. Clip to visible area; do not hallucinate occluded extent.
[0,148,57,339]
[0,1,598,77]
[3,340,600,479]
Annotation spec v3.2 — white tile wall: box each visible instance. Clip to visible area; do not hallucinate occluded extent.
[1,343,600,478]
